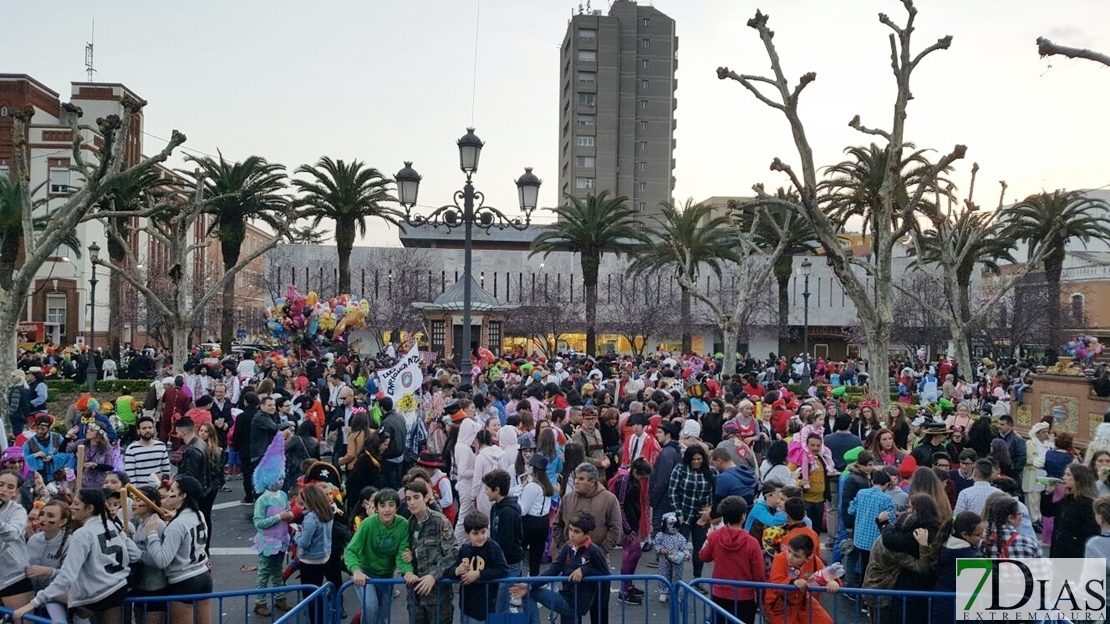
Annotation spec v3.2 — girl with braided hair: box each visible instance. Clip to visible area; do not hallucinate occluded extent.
[980,495,1041,559]
[16,488,137,623]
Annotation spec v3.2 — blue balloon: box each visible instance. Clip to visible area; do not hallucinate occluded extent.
[335,305,346,316]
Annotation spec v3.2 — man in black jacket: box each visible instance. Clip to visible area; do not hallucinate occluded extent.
[232,391,260,504]
[250,395,280,465]
[482,469,523,613]
[378,397,407,489]
[175,416,215,552]
[649,421,682,535]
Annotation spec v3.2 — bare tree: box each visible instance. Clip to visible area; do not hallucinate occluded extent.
[971,272,1051,359]
[892,271,951,356]
[505,284,580,359]
[96,175,291,367]
[2,100,184,374]
[716,2,963,406]
[359,248,435,350]
[125,247,221,350]
[1036,37,1110,68]
[598,265,680,357]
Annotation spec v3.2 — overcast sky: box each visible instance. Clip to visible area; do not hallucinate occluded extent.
[7,1,1110,246]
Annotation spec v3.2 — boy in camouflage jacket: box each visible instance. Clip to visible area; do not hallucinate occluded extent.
[402,481,459,624]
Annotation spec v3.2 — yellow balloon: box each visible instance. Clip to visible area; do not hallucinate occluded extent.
[307,291,319,307]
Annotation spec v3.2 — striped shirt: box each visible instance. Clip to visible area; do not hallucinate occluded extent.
[124,440,171,482]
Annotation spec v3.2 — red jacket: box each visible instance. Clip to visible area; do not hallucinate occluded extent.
[699,526,765,600]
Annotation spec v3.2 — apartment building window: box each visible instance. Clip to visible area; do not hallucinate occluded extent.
[49,167,70,194]
[578,29,597,41]
[641,59,649,69]
[641,38,650,49]
[576,137,595,147]
[643,18,651,27]
[640,100,648,110]
[576,115,595,126]
[576,156,595,167]
[0,166,8,179]
[641,79,649,90]
[637,182,646,192]
[637,202,647,211]
[638,141,648,151]
[637,162,646,171]
[578,50,596,63]
[431,320,445,353]
[578,93,596,107]
[46,294,66,324]
[577,72,595,85]
[576,177,595,189]
[639,120,648,130]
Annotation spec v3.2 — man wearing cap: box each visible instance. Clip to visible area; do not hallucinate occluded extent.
[22,414,67,483]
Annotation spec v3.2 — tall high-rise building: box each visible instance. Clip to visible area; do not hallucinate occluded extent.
[557,0,677,219]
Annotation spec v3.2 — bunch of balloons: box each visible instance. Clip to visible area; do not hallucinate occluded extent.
[1064,334,1104,363]
[263,285,370,344]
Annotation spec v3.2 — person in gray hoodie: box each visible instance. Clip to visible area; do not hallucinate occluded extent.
[0,470,33,610]
[25,500,71,624]
[17,489,139,622]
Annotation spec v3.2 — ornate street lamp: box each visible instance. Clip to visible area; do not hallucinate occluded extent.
[87,241,101,390]
[397,128,541,364]
[799,257,812,387]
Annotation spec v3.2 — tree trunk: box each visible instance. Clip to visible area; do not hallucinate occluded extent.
[680,286,692,355]
[220,267,236,352]
[776,273,790,352]
[172,321,190,376]
[720,317,739,377]
[1045,247,1065,357]
[0,289,24,376]
[336,217,355,294]
[950,319,972,391]
[107,271,122,358]
[864,323,891,412]
[582,252,600,356]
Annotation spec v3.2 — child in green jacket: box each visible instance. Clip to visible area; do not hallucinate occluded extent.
[343,489,413,624]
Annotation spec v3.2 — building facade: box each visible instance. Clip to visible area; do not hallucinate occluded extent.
[557,0,677,218]
[1,74,218,353]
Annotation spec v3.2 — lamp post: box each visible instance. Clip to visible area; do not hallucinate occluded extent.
[799,258,812,387]
[86,241,100,390]
[396,128,541,365]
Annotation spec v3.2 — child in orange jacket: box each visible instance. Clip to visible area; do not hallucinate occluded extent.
[763,533,838,624]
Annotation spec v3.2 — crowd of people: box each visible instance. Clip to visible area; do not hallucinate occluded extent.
[4,344,1110,624]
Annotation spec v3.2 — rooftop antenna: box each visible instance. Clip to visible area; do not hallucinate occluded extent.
[84,20,96,82]
[578,2,584,15]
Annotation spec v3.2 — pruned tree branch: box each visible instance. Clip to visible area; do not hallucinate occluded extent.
[1036,37,1110,68]
[849,115,892,140]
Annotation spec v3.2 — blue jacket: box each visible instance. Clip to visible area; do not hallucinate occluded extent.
[294,511,333,563]
[715,465,757,505]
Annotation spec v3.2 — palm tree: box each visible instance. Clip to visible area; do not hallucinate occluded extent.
[292,157,401,294]
[531,191,651,355]
[821,142,950,237]
[0,178,82,291]
[1003,190,1110,352]
[190,152,289,351]
[96,168,177,358]
[916,210,1016,324]
[627,199,738,354]
[741,189,821,349]
[288,224,331,245]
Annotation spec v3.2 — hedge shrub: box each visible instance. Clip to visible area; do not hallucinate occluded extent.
[44,380,80,393]
[95,380,153,395]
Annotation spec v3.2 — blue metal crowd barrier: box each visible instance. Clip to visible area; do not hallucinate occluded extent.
[0,606,52,624]
[680,578,960,624]
[332,574,675,624]
[276,583,335,624]
[125,584,326,623]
